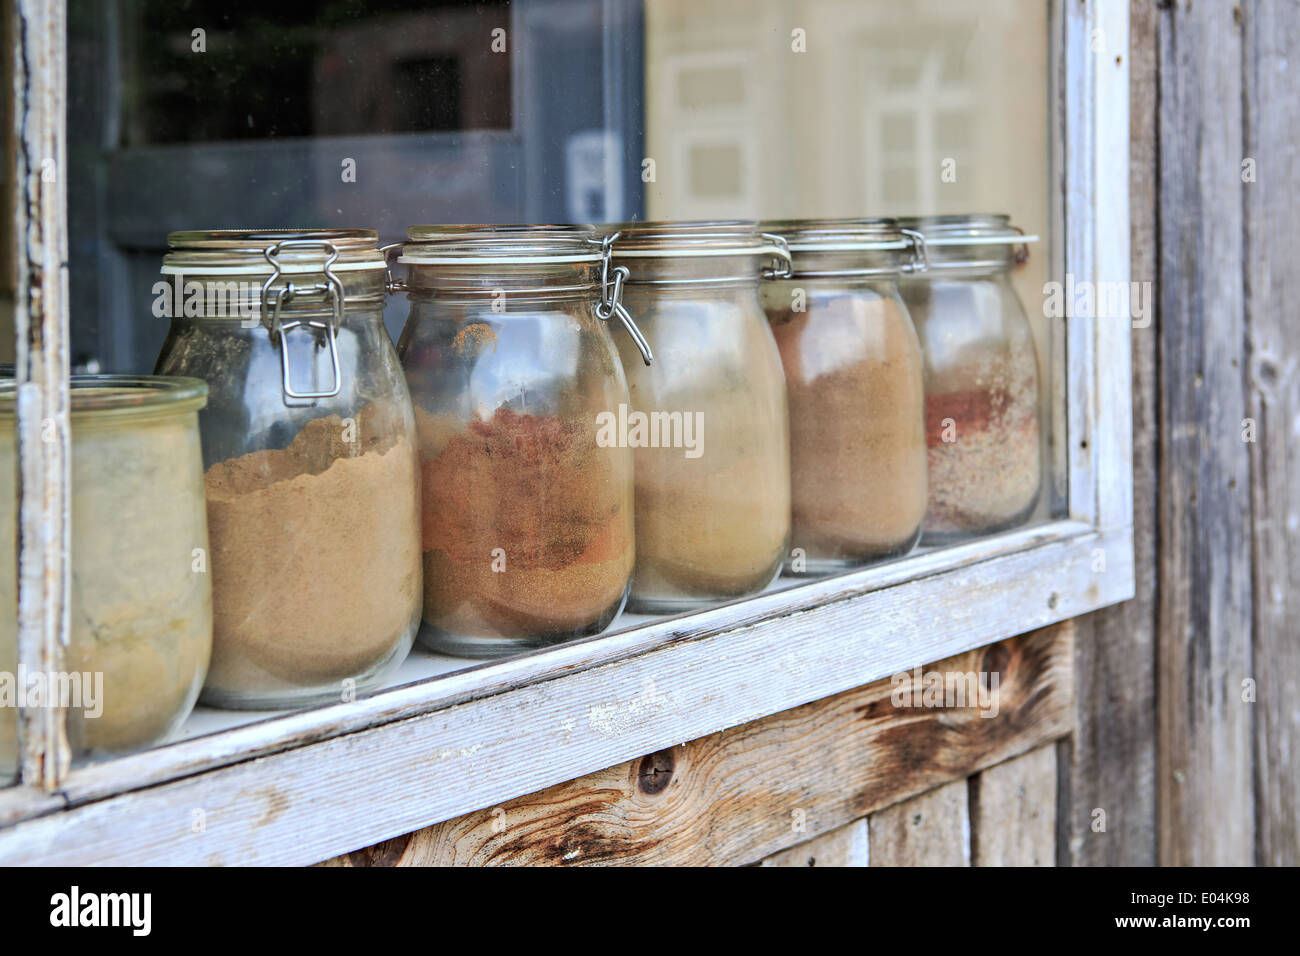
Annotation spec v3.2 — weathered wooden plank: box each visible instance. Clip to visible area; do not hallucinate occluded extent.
[9,0,71,789]
[869,780,969,867]
[1242,0,1300,867]
[758,820,869,868]
[971,744,1057,866]
[1055,1,1139,867]
[321,625,1071,867]
[1156,0,1254,866]
[1064,0,1159,868]
[1064,0,1134,531]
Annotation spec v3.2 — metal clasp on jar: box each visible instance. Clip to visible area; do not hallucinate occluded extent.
[595,232,654,366]
[260,239,345,401]
[379,241,407,294]
[900,228,930,273]
[759,233,794,279]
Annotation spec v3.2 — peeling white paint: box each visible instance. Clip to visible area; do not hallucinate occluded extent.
[587,679,678,738]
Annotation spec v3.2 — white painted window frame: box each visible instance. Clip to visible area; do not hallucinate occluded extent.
[1,0,1131,864]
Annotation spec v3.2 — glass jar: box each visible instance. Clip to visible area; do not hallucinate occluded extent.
[608,221,792,612]
[153,229,421,709]
[897,215,1044,543]
[1,375,212,775]
[759,219,928,573]
[396,225,644,658]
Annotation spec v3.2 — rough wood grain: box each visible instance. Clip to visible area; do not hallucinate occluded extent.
[1242,0,1300,866]
[971,744,1057,866]
[321,624,1072,866]
[1156,0,1254,866]
[1064,0,1159,869]
[758,820,869,867]
[10,0,71,788]
[869,780,969,867]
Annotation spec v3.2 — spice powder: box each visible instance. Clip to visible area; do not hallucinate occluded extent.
[769,293,928,561]
[418,407,633,640]
[202,412,421,698]
[923,355,1041,537]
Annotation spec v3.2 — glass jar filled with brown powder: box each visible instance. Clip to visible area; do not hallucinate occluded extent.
[396,225,647,658]
[154,230,422,709]
[898,215,1044,544]
[759,219,928,574]
[607,221,792,612]
[2,375,212,774]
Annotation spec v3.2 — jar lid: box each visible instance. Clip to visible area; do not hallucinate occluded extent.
[604,220,793,282]
[895,214,1038,269]
[399,224,604,265]
[895,214,1037,244]
[759,217,925,276]
[161,229,387,276]
[160,231,385,402]
[397,224,654,366]
[0,374,208,419]
[605,219,781,257]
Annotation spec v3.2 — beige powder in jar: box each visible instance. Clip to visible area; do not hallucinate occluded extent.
[2,405,211,770]
[767,293,928,562]
[201,410,421,701]
[627,385,791,603]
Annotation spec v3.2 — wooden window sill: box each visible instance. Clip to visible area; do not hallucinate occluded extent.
[0,516,1132,865]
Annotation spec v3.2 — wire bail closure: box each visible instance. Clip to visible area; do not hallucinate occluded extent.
[595,232,654,366]
[1012,226,1031,266]
[380,241,406,294]
[260,239,344,401]
[759,233,794,279]
[900,228,929,273]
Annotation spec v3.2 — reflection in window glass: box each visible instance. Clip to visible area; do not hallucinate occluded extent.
[118,0,512,145]
[67,0,644,373]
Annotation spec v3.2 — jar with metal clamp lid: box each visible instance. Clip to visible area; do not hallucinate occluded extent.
[759,218,928,573]
[153,229,421,709]
[606,221,792,612]
[897,214,1044,543]
[394,224,647,658]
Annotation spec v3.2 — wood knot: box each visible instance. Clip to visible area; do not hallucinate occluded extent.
[347,832,412,867]
[637,748,676,795]
[980,642,1012,684]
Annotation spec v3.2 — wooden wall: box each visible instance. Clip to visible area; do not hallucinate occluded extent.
[1046,0,1298,869]
[1240,0,1300,869]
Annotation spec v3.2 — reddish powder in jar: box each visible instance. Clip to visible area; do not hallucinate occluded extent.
[418,407,633,639]
[924,370,1041,537]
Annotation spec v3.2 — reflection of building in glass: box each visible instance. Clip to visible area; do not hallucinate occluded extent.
[862,38,976,214]
[645,0,1047,242]
[660,50,761,218]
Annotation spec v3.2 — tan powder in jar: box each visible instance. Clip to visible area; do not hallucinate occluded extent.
[201,411,420,698]
[768,294,928,561]
[631,452,790,596]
